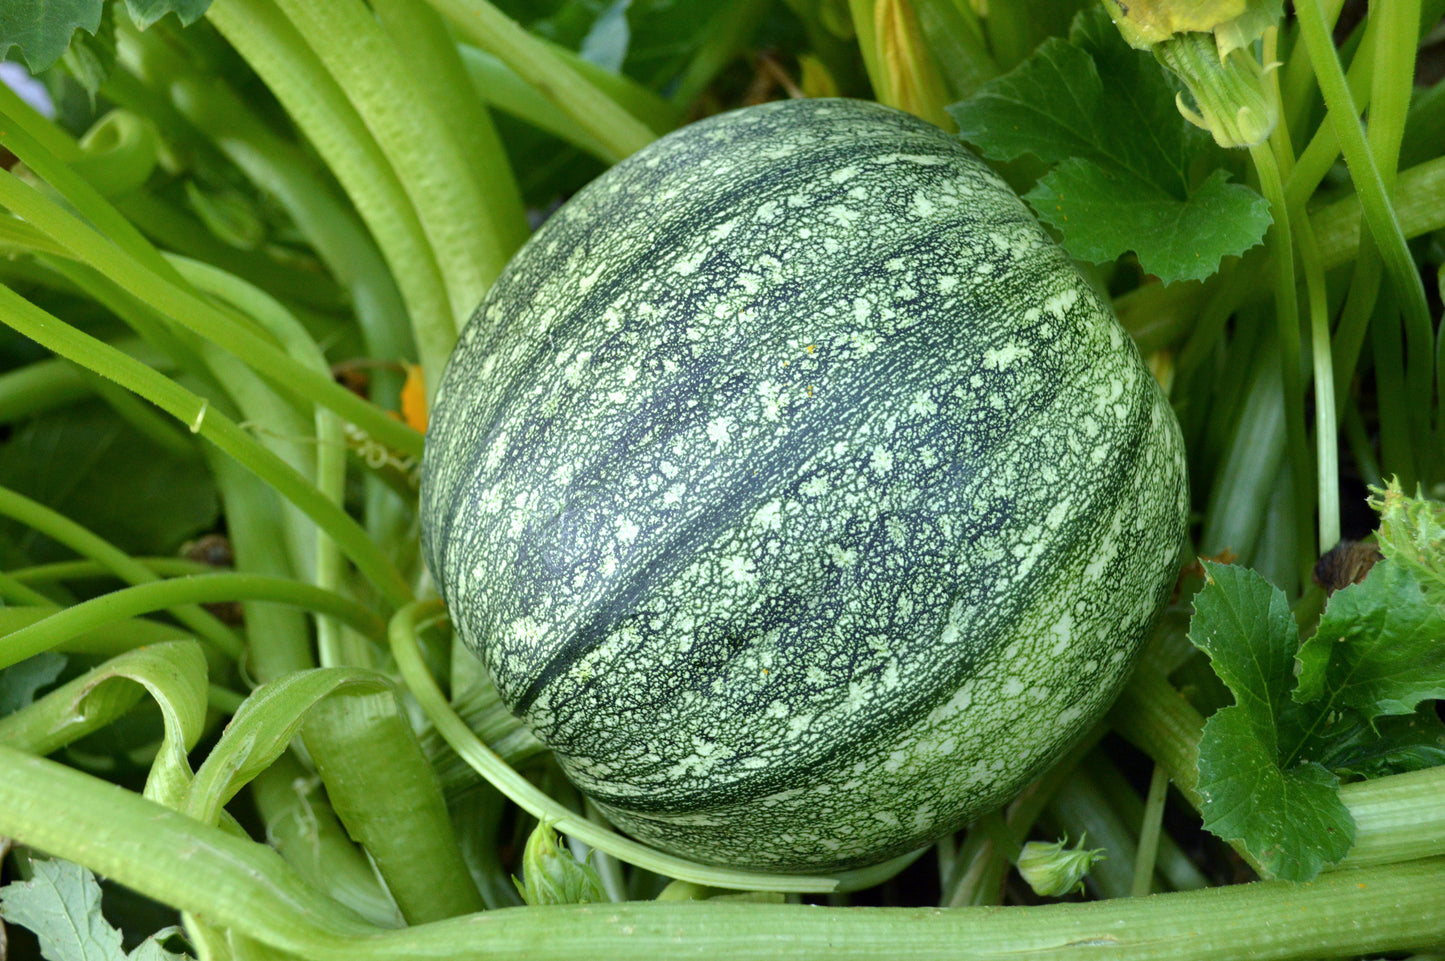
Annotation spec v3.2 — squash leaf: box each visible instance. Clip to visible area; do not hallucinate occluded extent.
[1189,561,1355,882]
[0,401,218,565]
[1189,558,1445,881]
[0,858,189,961]
[0,652,67,716]
[948,5,1270,283]
[1294,558,1445,716]
[0,0,211,73]
[0,0,102,73]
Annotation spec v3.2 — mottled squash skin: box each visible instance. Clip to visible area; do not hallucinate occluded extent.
[422,98,1188,873]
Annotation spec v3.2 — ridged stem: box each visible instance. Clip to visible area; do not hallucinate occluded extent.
[3,741,1445,961]
[1294,0,1437,478]
[0,285,414,609]
[0,572,385,671]
[422,0,657,163]
[0,485,241,659]
[301,685,487,923]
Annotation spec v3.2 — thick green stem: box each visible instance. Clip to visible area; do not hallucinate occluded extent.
[0,166,422,459]
[204,0,452,393]
[302,685,487,923]
[3,742,1445,961]
[5,557,216,582]
[1247,138,1315,577]
[267,0,528,390]
[0,570,60,606]
[1131,762,1171,897]
[0,285,414,609]
[1295,0,1437,479]
[423,0,657,163]
[1038,765,1140,900]
[165,255,353,666]
[0,572,385,671]
[248,754,405,928]
[0,485,241,659]
[113,21,414,370]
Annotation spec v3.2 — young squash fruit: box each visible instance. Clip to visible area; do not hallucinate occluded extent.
[422,98,1189,873]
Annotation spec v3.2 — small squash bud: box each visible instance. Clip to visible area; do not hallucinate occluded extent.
[1017,835,1106,898]
[1369,478,1445,603]
[513,821,607,906]
[871,0,953,129]
[1100,0,1282,148]
[1154,32,1277,149]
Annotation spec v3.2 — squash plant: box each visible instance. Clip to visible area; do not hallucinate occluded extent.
[0,0,1443,958]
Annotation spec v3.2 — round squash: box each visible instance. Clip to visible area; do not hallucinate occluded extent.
[421,98,1188,873]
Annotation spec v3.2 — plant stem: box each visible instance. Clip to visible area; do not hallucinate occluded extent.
[0,285,414,609]
[5,557,218,583]
[1292,211,1342,553]
[0,641,206,760]
[165,255,352,666]
[973,810,1022,863]
[0,166,422,459]
[112,21,414,371]
[0,485,242,659]
[204,0,454,390]
[1131,762,1170,897]
[1038,764,1140,900]
[0,572,385,670]
[0,570,58,607]
[3,741,1445,961]
[422,0,657,163]
[268,0,528,388]
[301,684,487,923]
[1295,0,1437,479]
[1247,137,1315,577]
[247,754,406,928]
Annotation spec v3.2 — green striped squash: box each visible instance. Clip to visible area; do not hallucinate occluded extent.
[422,98,1188,873]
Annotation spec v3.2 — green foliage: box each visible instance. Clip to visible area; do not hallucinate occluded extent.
[1371,478,1445,604]
[1294,559,1445,715]
[0,652,66,716]
[1016,835,1105,897]
[0,858,190,961]
[949,6,1271,282]
[0,0,1443,954]
[0,0,102,73]
[0,402,218,564]
[1189,557,1445,881]
[1188,562,1356,881]
[514,820,609,906]
[0,0,210,72]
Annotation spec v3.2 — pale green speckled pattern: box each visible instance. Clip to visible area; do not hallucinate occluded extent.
[422,98,1188,873]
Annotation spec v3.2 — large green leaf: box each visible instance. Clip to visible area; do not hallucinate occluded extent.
[1189,562,1355,881]
[0,859,188,961]
[0,0,101,73]
[0,400,218,564]
[949,6,1269,283]
[0,0,211,72]
[1295,559,1445,716]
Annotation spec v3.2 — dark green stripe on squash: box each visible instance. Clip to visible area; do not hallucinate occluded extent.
[422,98,1188,873]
